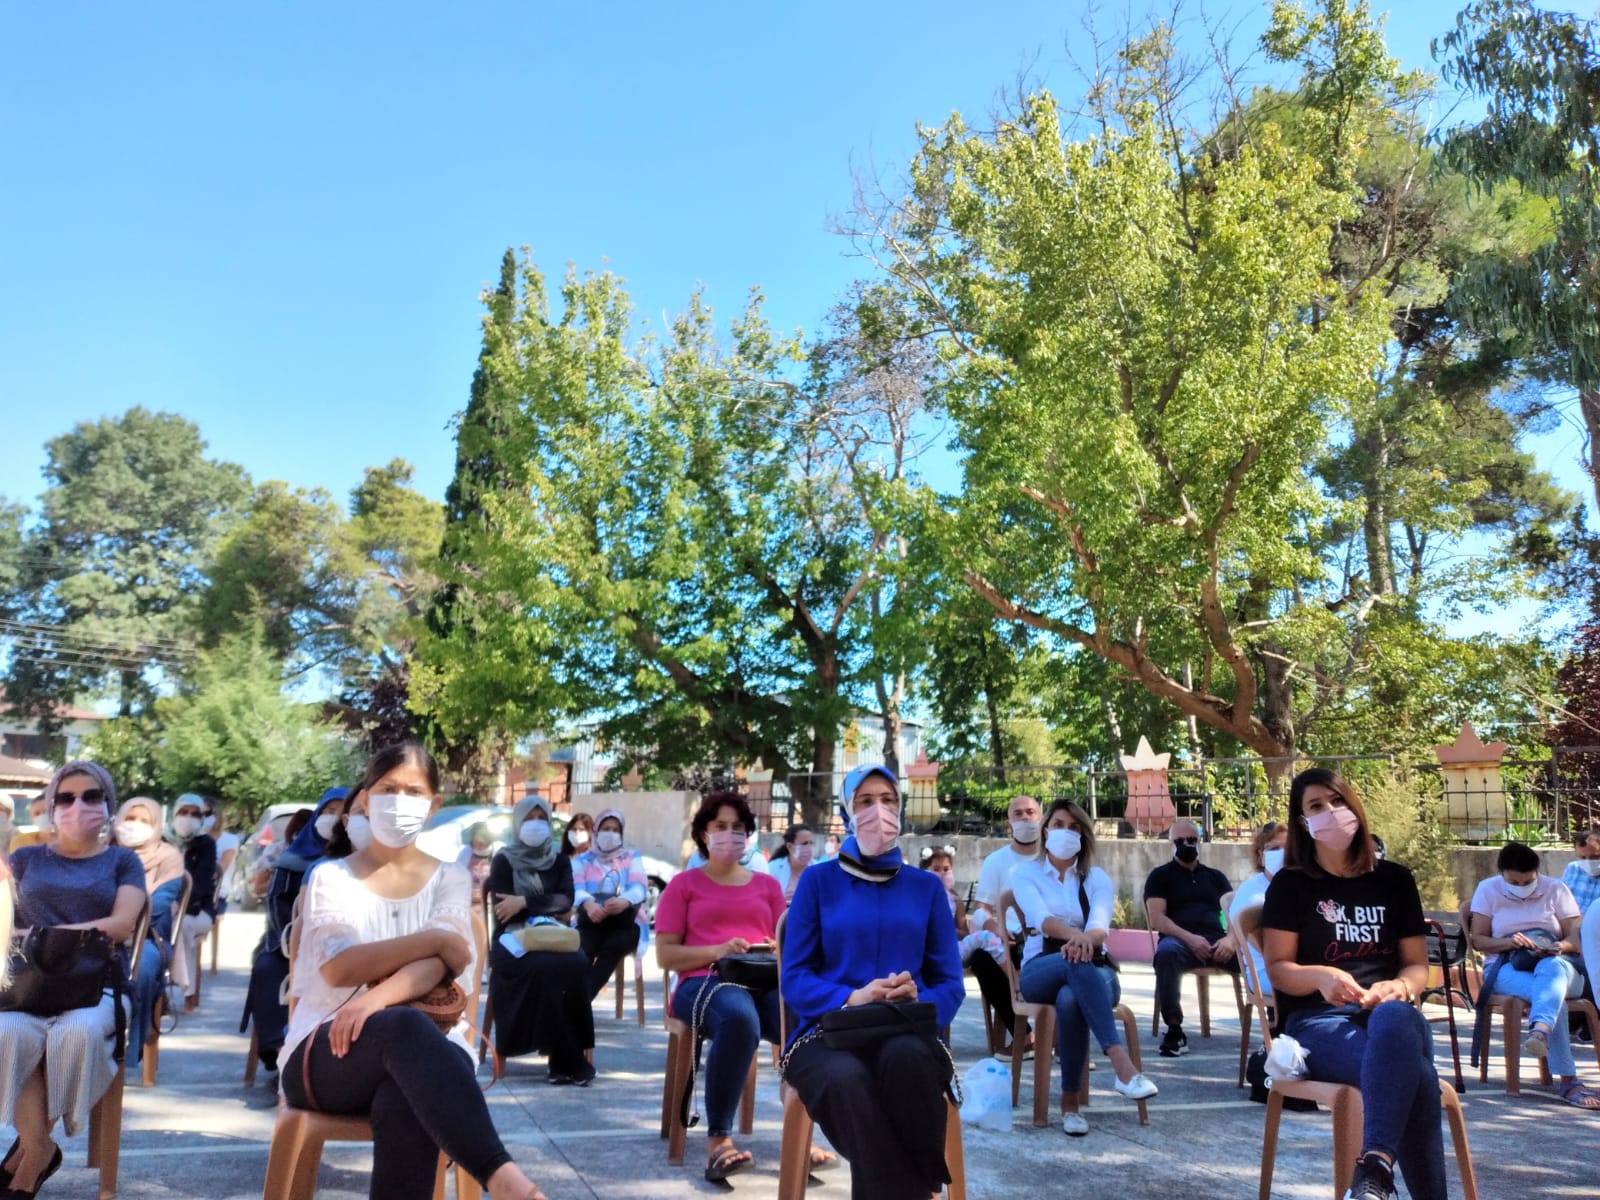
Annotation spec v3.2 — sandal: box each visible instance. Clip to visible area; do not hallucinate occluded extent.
[1559,1080,1600,1109]
[705,1145,754,1182]
[809,1146,839,1171]
[0,1137,18,1189]
[4,1143,62,1199]
[1525,1023,1551,1058]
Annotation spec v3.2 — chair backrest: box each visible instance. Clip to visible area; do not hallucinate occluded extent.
[775,911,793,1046]
[1231,904,1275,1052]
[126,893,153,980]
[997,890,1027,1000]
[170,871,195,948]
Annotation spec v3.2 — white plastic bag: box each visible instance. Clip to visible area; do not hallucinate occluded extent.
[959,1057,1014,1130]
[1265,1034,1310,1084]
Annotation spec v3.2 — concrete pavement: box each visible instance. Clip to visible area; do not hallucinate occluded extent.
[7,909,1597,1199]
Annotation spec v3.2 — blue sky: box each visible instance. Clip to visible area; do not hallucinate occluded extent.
[2,0,1591,643]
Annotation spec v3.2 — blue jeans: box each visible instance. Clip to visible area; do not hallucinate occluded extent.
[1018,954,1123,1097]
[127,938,164,1066]
[1488,956,1583,1076]
[671,976,781,1138]
[1285,1001,1445,1200]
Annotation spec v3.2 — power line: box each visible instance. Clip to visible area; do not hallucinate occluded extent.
[0,619,195,657]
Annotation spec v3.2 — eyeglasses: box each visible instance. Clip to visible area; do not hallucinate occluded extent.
[1173,836,1200,846]
[53,789,107,807]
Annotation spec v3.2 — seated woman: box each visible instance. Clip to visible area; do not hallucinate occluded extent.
[767,823,816,902]
[560,811,594,859]
[486,796,595,1085]
[455,821,498,904]
[243,787,349,1076]
[1227,820,1288,996]
[169,794,217,1014]
[1262,768,1442,1200]
[112,796,186,1069]
[1013,799,1157,1136]
[1469,841,1595,1108]
[572,807,648,998]
[1,762,144,1200]
[781,765,965,1200]
[655,790,786,1183]
[282,743,548,1200]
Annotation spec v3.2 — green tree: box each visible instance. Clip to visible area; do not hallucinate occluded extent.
[2,408,249,728]
[80,715,164,799]
[156,630,357,821]
[1436,1,1600,514]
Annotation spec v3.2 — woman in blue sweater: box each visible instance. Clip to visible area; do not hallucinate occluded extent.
[780,765,964,1200]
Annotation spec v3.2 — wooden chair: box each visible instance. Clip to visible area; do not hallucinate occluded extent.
[1420,909,1472,1091]
[1233,908,1478,1200]
[1145,904,1247,1040]
[999,890,1148,1126]
[662,988,759,1165]
[611,952,646,1025]
[773,913,966,1200]
[141,872,193,1088]
[1231,913,1273,1089]
[1462,900,1600,1094]
[260,907,491,1200]
[85,894,151,1200]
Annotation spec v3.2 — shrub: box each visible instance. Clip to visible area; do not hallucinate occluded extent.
[1358,769,1457,909]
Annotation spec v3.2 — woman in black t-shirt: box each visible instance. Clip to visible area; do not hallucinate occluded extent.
[1261,768,1445,1200]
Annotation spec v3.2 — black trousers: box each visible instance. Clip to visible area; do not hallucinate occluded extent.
[579,908,642,999]
[969,951,1015,1037]
[785,1033,952,1200]
[244,942,289,1057]
[283,1008,511,1200]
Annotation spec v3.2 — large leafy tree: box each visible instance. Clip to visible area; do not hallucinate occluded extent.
[1436,0,1600,514]
[412,258,929,823]
[1,408,249,727]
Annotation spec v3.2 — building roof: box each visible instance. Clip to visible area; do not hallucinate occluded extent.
[0,691,105,723]
[0,754,53,785]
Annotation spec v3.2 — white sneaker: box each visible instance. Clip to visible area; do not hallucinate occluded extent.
[1061,1112,1088,1136]
[1114,1072,1158,1100]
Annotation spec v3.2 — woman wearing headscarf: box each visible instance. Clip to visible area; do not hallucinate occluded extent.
[780,765,965,1200]
[486,796,596,1084]
[571,808,648,997]
[112,797,186,1069]
[168,793,218,1013]
[241,787,350,1076]
[1,762,144,1198]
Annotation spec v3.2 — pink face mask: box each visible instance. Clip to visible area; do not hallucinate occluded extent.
[1304,806,1361,851]
[54,802,108,843]
[707,829,746,865]
[852,803,901,857]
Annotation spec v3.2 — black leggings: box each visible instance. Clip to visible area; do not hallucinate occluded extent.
[969,951,1015,1037]
[785,1033,952,1200]
[579,909,642,998]
[282,1007,512,1199]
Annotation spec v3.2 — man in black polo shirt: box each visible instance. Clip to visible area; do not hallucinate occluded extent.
[1143,819,1236,1057]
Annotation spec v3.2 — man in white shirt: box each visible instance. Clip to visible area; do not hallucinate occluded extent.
[970,794,1042,1051]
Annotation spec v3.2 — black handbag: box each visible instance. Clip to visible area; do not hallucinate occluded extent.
[821,1000,939,1049]
[712,951,778,994]
[1039,875,1119,971]
[0,927,119,1016]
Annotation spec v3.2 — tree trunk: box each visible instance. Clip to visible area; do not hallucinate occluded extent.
[1360,421,1396,595]
[800,733,838,828]
[118,668,138,718]
[1582,387,1600,518]
[1255,641,1297,771]
[982,639,1007,777]
[874,668,904,776]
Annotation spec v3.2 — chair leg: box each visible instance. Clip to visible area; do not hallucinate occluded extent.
[261,1114,310,1200]
[1329,1087,1363,1200]
[1116,1006,1149,1125]
[1238,999,1252,1088]
[1501,1000,1522,1096]
[635,956,646,1027]
[1009,1014,1029,1108]
[90,1073,124,1190]
[943,1099,967,1200]
[479,993,494,1065]
[210,921,220,975]
[1198,973,1212,1038]
[1441,1084,1478,1200]
[245,1026,260,1086]
[615,960,626,1021]
[289,1127,326,1200]
[456,1160,484,1200]
[1032,1009,1055,1128]
[1441,991,1465,1092]
[1258,1090,1284,1200]
[666,1034,691,1166]
[776,1094,815,1200]
[1151,991,1160,1040]
[1573,999,1600,1074]
[738,1052,757,1135]
[659,1030,679,1140]
[432,1154,448,1200]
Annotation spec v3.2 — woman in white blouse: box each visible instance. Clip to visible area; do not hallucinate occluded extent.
[1013,799,1157,1136]
[281,743,549,1200]
[1226,821,1287,995]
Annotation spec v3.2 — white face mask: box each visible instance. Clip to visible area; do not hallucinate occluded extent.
[568,826,590,848]
[346,814,374,851]
[1045,827,1082,860]
[1010,818,1040,845]
[367,793,431,848]
[33,808,52,833]
[519,818,552,847]
[0,811,12,832]
[116,820,155,848]
[1503,878,1538,900]
[595,829,623,853]
[314,812,340,841]
[173,815,203,838]
[1262,848,1286,877]
[791,842,814,865]
[1580,858,1600,878]
[202,814,217,833]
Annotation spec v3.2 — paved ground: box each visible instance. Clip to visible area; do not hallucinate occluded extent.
[7,910,1597,1199]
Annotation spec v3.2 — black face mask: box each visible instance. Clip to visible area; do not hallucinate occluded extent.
[1174,842,1200,864]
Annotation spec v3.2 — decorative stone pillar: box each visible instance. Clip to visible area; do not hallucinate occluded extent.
[905,751,942,833]
[745,760,774,828]
[1434,722,1508,841]
[1120,736,1177,836]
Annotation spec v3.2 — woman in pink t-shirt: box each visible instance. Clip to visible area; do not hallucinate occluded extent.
[1468,841,1595,1108]
[654,791,786,1183]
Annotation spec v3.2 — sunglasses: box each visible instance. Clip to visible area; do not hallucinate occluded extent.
[53,789,107,807]
[1173,836,1200,846]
